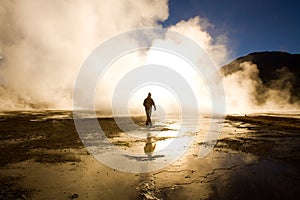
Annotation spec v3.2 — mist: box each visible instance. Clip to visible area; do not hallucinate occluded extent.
[223,61,300,114]
[0,0,168,110]
[0,0,298,115]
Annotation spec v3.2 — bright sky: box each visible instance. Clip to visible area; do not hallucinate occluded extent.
[162,0,300,58]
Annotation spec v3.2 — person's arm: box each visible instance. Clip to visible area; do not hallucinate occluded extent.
[152,100,156,111]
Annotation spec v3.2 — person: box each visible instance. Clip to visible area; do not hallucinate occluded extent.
[143,92,156,127]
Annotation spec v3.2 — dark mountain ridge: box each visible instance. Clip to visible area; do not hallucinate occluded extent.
[221,51,300,104]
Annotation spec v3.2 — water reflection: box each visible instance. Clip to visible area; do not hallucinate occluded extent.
[144,133,156,159]
[123,132,163,162]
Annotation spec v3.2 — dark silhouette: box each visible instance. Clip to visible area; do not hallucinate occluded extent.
[143,92,156,127]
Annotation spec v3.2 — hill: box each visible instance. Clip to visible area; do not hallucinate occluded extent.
[220,51,300,104]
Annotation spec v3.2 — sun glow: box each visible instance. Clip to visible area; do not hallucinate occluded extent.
[95,48,213,115]
[128,84,181,116]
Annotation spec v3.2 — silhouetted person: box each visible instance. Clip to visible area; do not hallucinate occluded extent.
[143,92,156,127]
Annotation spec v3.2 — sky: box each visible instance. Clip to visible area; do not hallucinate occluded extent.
[162,0,300,58]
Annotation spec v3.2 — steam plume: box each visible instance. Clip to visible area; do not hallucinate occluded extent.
[0,0,168,110]
[0,1,298,114]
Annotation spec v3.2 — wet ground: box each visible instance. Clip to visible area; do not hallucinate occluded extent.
[0,111,299,199]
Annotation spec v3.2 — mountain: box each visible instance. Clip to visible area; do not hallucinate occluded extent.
[220,51,300,104]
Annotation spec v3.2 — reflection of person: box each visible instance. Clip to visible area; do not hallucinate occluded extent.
[144,133,156,156]
[143,92,156,127]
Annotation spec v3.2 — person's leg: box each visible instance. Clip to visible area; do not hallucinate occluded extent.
[148,107,152,127]
[145,108,150,125]
[148,107,152,117]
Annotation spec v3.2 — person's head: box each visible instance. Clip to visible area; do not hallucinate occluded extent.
[148,92,151,97]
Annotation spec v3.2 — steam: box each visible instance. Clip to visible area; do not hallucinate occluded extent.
[223,61,300,114]
[0,0,168,110]
[168,17,229,67]
[222,62,261,113]
[0,0,298,114]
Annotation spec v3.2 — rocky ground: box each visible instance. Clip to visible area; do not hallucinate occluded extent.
[0,111,299,199]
